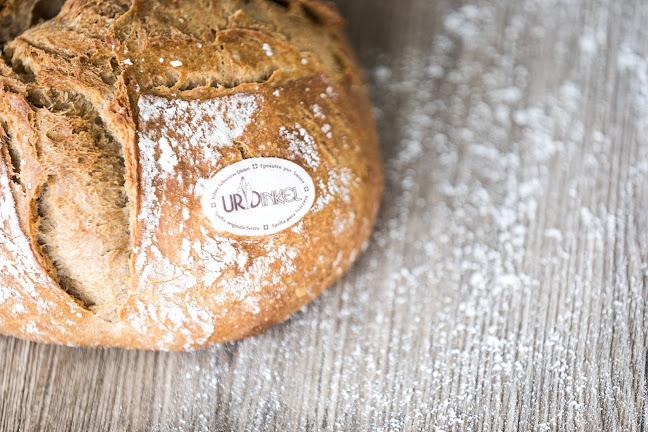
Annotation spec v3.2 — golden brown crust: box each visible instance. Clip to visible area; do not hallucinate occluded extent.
[0,0,383,350]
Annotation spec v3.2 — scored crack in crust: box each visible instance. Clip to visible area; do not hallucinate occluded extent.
[0,0,383,350]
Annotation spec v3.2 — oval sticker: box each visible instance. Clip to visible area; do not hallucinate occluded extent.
[201,158,316,236]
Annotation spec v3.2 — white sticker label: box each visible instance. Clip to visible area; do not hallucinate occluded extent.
[201,158,316,236]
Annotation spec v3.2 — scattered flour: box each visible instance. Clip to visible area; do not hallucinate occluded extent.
[262,43,274,57]
[148,0,648,429]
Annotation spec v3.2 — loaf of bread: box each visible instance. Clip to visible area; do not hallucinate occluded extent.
[0,0,382,350]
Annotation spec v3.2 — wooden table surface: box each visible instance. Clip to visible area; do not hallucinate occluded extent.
[2,0,648,430]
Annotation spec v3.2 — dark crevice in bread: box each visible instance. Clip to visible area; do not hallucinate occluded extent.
[0,121,25,191]
[300,3,323,26]
[233,140,255,159]
[208,67,277,90]
[178,77,208,91]
[1,49,36,83]
[27,87,90,117]
[267,0,291,8]
[148,69,180,89]
[331,51,347,75]
[0,0,39,46]
[30,0,65,25]
[99,56,122,85]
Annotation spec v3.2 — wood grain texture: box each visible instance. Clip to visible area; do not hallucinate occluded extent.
[1,0,648,430]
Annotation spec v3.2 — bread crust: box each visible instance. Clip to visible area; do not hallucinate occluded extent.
[0,0,382,350]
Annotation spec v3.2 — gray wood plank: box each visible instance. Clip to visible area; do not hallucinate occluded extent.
[1,0,648,430]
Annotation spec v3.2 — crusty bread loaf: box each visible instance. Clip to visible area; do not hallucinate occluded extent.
[0,0,382,350]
